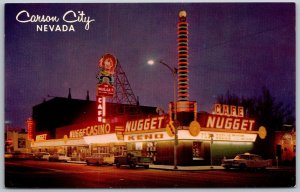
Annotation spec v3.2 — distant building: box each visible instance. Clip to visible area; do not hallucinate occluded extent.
[274,130,296,164]
[5,129,31,153]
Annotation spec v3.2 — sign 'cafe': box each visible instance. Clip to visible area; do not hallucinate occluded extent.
[31,104,266,165]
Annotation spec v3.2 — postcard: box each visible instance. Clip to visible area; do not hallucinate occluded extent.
[4,2,296,188]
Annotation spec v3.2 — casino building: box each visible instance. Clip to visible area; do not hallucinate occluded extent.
[30,95,264,165]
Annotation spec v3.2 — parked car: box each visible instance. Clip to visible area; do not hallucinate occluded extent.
[11,152,34,160]
[114,153,152,169]
[86,153,114,166]
[5,153,13,159]
[41,153,51,161]
[221,153,272,170]
[48,153,71,162]
[34,152,50,160]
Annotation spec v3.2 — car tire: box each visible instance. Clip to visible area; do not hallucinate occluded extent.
[144,165,149,169]
[116,162,120,168]
[129,163,136,169]
[86,161,90,165]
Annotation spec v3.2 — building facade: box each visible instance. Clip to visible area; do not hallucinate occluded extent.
[31,98,265,165]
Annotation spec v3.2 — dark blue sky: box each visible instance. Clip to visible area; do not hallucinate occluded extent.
[5,3,295,128]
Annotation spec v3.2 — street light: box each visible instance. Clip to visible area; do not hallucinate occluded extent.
[147,59,178,169]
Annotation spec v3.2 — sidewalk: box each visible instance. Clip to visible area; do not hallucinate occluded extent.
[149,164,224,171]
[67,161,292,171]
[68,161,224,170]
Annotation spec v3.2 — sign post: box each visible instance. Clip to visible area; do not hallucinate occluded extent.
[209,133,214,168]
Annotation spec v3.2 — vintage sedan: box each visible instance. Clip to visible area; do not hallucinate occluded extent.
[86,153,114,166]
[221,153,272,170]
[34,152,50,160]
[48,153,71,162]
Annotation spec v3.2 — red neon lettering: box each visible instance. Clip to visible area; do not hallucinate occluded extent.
[248,120,255,131]
[223,105,229,116]
[224,118,233,129]
[137,119,144,131]
[205,115,255,131]
[214,104,222,114]
[232,119,240,130]
[238,107,244,117]
[150,118,157,129]
[230,106,237,117]
[207,116,216,128]
[216,117,225,128]
[144,118,150,130]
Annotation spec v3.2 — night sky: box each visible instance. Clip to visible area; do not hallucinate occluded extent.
[4,3,295,129]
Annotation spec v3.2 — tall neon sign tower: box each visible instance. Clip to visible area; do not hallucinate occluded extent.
[175,10,197,126]
[96,53,117,123]
[177,10,189,101]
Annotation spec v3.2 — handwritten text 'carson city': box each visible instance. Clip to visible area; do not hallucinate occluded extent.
[16,10,95,32]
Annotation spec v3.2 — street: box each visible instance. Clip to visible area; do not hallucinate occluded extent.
[5,160,296,188]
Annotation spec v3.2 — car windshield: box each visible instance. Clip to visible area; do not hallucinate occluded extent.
[234,155,250,160]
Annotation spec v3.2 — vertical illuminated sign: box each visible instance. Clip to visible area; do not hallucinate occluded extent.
[177,10,189,101]
[96,53,117,123]
[26,117,33,140]
[96,96,106,122]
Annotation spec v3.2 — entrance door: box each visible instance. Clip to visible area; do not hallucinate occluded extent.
[276,144,282,161]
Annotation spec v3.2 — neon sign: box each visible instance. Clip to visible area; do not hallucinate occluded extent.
[96,53,117,87]
[26,118,34,140]
[69,123,111,138]
[206,115,255,131]
[178,130,257,142]
[213,104,244,117]
[36,134,47,141]
[177,10,189,101]
[96,96,106,123]
[125,116,165,133]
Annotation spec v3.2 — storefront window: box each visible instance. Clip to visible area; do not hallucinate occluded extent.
[113,145,127,156]
[192,141,204,160]
[18,138,26,148]
[97,146,109,153]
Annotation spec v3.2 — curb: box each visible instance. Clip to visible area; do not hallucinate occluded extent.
[149,165,225,171]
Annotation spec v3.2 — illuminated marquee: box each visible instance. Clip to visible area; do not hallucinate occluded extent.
[206,115,255,131]
[69,123,111,138]
[125,116,165,133]
[178,130,257,142]
[197,104,257,133]
[36,134,47,141]
[124,132,171,142]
